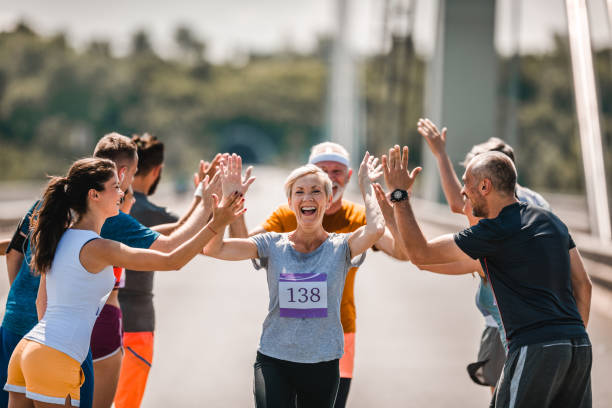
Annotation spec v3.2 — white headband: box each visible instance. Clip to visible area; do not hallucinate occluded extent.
[308,152,350,167]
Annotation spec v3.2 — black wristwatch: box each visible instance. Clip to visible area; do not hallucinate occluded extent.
[390,189,409,203]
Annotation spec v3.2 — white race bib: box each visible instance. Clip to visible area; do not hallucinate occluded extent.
[278,273,328,318]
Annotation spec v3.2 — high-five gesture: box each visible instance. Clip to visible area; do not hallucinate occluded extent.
[358,151,383,193]
[193,153,227,187]
[209,191,247,231]
[381,145,422,192]
[220,153,256,197]
[373,184,394,224]
[418,118,447,157]
[200,169,222,212]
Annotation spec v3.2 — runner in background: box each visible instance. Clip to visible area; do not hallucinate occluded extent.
[114,134,177,408]
[230,142,408,408]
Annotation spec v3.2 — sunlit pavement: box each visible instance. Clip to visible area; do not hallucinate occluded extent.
[1,167,611,407]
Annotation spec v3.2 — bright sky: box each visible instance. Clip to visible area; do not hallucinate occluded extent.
[0,0,609,62]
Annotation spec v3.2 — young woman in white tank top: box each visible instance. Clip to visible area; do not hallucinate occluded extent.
[4,157,247,408]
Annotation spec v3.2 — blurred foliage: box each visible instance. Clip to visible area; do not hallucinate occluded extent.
[0,22,327,180]
[0,23,611,196]
[500,35,586,193]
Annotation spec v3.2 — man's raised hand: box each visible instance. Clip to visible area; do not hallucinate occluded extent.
[373,183,396,227]
[193,153,228,187]
[381,145,422,192]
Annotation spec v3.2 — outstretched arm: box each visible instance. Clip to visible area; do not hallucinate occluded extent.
[204,156,259,260]
[150,154,254,252]
[416,259,484,277]
[348,152,385,257]
[372,186,410,260]
[203,231,259,261]
[418,119,464,213]
[379,145,472,265]
[5,206,34,285]
[6,250,23,286]
[83,192,245,272]
[151,155,226,236]
[227,164,255,238]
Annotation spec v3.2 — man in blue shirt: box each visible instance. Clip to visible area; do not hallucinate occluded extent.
[376,145,592,408]
[1,132,216,408]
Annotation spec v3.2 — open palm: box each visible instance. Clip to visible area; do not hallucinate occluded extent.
[220,154,256,198]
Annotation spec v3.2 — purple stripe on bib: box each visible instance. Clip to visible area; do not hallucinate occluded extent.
[280,308,328,318]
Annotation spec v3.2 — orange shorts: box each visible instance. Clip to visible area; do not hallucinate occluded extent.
[114,332,154,408]
[339,332,355,378]
[5,339,84,407]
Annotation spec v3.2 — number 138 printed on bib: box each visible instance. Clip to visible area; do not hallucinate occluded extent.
[278,273,328,318]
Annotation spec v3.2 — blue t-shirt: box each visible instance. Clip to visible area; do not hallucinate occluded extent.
[100,211,159,249]
[516,184,550,210]
[2,202,40,337]
[2,209,159,337]
[475,278,507,349]
[454,202,587,353]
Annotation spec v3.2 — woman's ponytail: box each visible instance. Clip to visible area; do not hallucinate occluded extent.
[31,176,72,274]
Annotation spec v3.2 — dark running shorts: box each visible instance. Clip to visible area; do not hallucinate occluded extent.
[491,337,591,408]
[90,304,123,361]
[467,326,506,386]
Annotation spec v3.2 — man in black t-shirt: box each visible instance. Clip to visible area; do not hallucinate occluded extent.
[375,146,592,408]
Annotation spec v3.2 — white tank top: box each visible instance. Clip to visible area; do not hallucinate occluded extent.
[26,229,115,363]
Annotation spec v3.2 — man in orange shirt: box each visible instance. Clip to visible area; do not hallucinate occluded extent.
[230,142,408,408]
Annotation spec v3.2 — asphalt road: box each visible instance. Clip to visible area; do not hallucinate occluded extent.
[1,167,611,407]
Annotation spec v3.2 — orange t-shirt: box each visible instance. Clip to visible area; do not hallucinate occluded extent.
[261,200,367,334]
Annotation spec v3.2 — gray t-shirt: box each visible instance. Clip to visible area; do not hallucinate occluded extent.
[251,232,365,363]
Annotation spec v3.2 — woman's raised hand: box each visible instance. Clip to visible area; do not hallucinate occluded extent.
[201,169,222,211]
[210,191,246,230]
[220,154,256,198]
[358,151,383,192]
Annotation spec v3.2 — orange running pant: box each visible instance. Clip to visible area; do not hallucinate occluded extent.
[339,332,355,379]
[114,332,154,408]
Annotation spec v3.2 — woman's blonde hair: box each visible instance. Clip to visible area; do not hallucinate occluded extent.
[284,164,333,199]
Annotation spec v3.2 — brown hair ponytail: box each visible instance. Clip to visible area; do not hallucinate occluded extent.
[31,158,116,274]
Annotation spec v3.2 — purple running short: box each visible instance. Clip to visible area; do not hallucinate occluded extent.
[91,303,123,361]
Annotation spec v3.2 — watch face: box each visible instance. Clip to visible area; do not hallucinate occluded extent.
[392,190,403,200]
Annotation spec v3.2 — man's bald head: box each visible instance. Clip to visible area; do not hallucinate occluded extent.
[467,151,517,197]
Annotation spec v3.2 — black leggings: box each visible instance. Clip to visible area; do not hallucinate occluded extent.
[254,352,340,408]
[333,378,351,408]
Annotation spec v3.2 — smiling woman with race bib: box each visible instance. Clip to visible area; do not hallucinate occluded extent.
[204,153,385,408]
